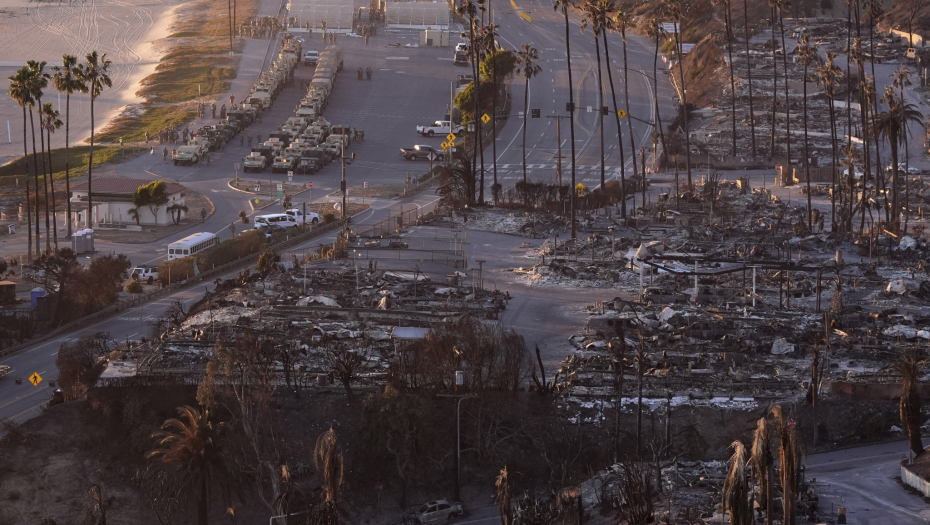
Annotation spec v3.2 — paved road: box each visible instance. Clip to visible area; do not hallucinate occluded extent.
[808,440,930,525]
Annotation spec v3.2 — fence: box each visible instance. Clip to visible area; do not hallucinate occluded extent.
[0,219,348,359]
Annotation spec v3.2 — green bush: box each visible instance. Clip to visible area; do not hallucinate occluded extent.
[157,230,268,285]
[125,280,144,294]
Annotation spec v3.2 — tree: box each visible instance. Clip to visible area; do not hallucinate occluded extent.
[52,55,87,240]
[56,332,112,401]
[742,0,757,156]
[816,52,842,231]
[874,92,922,233]
[27,60,49,255]
[797,34,820,229]
[313,428,344,505]
[437,150,478,207]
[664,0,692,190]
[750,417,773,524]
[722,441,753,525]
[515,43,542,185]
[776,0,791,178]
[256,249,279,275]
[767,0,780,156]
[360,387,430,508]
[714,0,737,156]
[27,247,82,324]
[8,66,34,262]
[889,354,925,457]
[147,406,237,525]
[479,45,514,197]
[127,208,141,226]
[325,339,369,400]
[167,203,188,224]
[580,0,609,190]
[495,466,513,525]
[772,406,799,525]
[891,65,915,233]
[455,0,482,203]
[554,0,579,238]
[614,7,643,206]
[78,51,113,229]
[908,0,927,49]
[41,102,62,251]
[454,77,496,123]
[643,18,669,169]
[70,253,132,315]
[131,180,170,221]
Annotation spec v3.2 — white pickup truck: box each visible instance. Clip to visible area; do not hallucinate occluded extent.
[0,365,9,379]
[416,120,464,137]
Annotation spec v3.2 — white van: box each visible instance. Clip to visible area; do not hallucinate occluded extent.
[255,213,299,230]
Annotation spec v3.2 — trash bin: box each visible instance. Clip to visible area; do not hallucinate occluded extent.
[30,287,46,310]
[8,224,14,234]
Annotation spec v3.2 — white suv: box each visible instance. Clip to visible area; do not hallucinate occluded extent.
[255,213,299,230]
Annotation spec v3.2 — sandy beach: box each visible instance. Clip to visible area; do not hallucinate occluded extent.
[0,0,186,165]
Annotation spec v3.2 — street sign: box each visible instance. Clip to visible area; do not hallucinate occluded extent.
[531,108,540,118]
[234,162,240,170]
[364,181,368,188]
[29,372,42,386]
[277,183,283,191]
[617,109,627,118]
[575,183,585,197]
[481,113,490,124]
[308,181,313,188]
[650,130,659,139]
[287,170,293,177]
[278,191,283,197]
[254,184,261,192]
[428,153,439,161]
[441,141,449,148]
[587,106,592,113]
[787,419,796,429]
[446,132,456,142]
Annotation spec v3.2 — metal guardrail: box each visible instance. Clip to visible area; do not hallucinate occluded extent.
[0,219,348,359]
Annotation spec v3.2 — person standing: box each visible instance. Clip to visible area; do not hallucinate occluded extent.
[163,147,168,163]
[211,103,216,118]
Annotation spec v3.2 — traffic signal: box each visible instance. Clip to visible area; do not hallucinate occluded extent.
[566,102,575,112]
[531,109,540,118]
[601,106,609,115]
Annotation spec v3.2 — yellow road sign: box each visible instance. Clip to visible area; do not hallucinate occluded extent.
[446,133,456,142]
[481,113,490,124]
[575,183,586,197]
[29,372,42,386]
[441,141,449,148]
[617,109,627,118]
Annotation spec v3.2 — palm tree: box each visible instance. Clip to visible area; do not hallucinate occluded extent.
[147,405,235,525]
[78,51,112,229]
[495,466,514,525]
[313,428,344,505]
[816,52,842,231]
[580,0,609,190]
[554,0,579,238]
[52,55,87,239]
[714,0,737,156]
[26,60,49,255]
[664,0,692,190]
[722,441,753,525]
[776,0,791,177]
[750,417,773,525]
[742,0,757,156]
[767,0,780,156]
[644,18,669,167]
[772,405,799,525]
[613,6,641,200]
[797,34,819,230]
[516,43,542,184]
[456,1,480,198]
[41,103,62,251]
[891,65,914,233]
[8,67,33,262]
[889,354,925,457]
[874,91,922,233]
[608,5,632,219]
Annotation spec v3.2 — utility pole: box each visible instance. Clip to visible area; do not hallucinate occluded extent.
[437,392,477,502]
[340,141,354,219]
[547,114,569,206]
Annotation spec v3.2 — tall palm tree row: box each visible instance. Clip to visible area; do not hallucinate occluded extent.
[52,55,88,240]
[714,0,737,156]
[645,18,669,167]
[554,0,579,239]
[741,0,756,157]
[41,103,63,252]
[607,3,633,219]
[26,60,49,256]
[875,90,922,233]
[796,34,819,230]
[891,66,915,233]
[614,6,641,200]
[815,52,842,231]
[7,67,33,261]
[455,0,479,203]
[78,51,113,229]
[516,43,542,184]
[580,0,608,190]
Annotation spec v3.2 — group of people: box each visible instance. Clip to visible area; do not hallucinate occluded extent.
[151,126,182,144]
[357,67,373,80]
[350,127,365,143]
[358,22,377,45]
[238,16,282,39]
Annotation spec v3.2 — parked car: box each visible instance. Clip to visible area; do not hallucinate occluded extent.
[410,500,463,523]
[400,145,442,161]
[286,208,321,224]
[416,120,464,137]
[885,162,920,174]
[304,50,319,66]
[131,267,159,284]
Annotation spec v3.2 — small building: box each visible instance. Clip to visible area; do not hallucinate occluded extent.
[70,177,187,227]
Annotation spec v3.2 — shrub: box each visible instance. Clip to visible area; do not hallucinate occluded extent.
[125,280,144,294]
[323,213,336,223]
